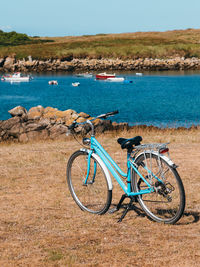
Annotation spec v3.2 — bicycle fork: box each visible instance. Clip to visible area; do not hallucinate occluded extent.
[83,151,97,185]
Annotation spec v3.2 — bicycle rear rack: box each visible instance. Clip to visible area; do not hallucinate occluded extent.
[134,142,170,152]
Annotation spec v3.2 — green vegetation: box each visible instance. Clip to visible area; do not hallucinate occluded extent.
[0,30,53,48]
[0,30,32,46]
[0,29,200,60]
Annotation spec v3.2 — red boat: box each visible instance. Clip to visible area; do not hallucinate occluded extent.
[96,72,116,80]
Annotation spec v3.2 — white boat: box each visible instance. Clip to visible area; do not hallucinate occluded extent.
[72,82,80,87]
[1,72,31,82]
[136,73,143,76]
[76,73,93,78]
[48,80,58,85]
[107,77,125,82]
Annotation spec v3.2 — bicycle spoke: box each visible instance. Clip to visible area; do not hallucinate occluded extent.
[67,150,112,214]
[133,153,185,224]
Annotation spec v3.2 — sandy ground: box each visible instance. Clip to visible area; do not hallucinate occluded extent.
[0,128,199,266]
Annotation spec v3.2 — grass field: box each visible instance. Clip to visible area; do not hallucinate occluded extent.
[1,29,200,60]
[0,127,200,266]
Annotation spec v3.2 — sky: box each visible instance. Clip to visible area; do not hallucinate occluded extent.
[0,0,200,37]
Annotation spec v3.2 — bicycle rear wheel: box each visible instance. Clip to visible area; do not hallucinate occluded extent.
[67,150,112,214]
[132,153,185,224]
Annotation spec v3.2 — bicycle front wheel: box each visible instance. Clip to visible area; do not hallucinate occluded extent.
[67,150,112,214]
[132,153,185,224]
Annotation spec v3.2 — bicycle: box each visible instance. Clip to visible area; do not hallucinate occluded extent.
[66,111,185,224]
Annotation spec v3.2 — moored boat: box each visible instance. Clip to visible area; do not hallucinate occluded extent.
[107,77,125,82]
[124,80,133,84]
[96,72,116,80]
[48,80,58,85]
[72,82,80,87]
[76,73,93,78]
[1,72,31,82]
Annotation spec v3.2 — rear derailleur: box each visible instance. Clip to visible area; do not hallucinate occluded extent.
[154,181,175,202]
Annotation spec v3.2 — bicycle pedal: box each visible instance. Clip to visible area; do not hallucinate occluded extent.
[108,207,118,214]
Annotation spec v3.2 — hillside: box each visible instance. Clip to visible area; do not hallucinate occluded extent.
[1,29,200,60]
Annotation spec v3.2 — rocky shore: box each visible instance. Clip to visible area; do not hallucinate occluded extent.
[1,106,199,142]
[0,106,129,142]
[1,56,200,72]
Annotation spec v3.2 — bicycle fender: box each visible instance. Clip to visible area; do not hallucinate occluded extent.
[136,150,177,169]
[80,148,113,190]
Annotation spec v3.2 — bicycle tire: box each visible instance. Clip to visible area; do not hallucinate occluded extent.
[67,150,112,214]
[132,153,185,224]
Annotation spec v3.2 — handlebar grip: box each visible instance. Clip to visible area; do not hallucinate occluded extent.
[97,110,119,119]
[106,110,119,116]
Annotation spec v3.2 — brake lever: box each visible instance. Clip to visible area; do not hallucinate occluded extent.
[68,121,78,130]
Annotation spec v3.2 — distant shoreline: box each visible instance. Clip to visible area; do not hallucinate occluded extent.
[1,56,200,73]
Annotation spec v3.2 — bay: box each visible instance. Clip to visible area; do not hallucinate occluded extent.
[0,71,200,128]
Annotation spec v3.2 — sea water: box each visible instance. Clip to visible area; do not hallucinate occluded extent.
[1,71,200,128]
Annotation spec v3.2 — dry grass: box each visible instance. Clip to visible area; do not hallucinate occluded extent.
[0,127,200,266]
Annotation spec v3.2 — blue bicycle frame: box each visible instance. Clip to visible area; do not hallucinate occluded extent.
[85,136,155,197]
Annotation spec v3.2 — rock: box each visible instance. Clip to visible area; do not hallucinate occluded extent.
[26,129,49,141]
[3,57,15,70]
[28,106,44,119]
[0,105,131,142]
[25,122,46,132]
[8,106,27,117]
[78,112,90,118]
[0,58,5,67]
[43,107,58,119]
[95,120,112,133]
[76,117,87,123]
[2,56,200,72]
[65,118,75,126]
[18,133,28,142]
[0,116,21,130]
[71,113,79,120]
[49,124,68,139]
[28,55,32,62]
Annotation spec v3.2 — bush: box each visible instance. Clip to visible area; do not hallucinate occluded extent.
[0,30,54,47]
[0,30,31,46]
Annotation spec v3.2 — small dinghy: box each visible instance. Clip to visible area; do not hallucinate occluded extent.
[48,80,58,85]
[72,82,80,87]
[124,80,133,84]
[107,77,125,82]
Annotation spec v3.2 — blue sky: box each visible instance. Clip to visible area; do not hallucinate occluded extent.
[1,0,200,36]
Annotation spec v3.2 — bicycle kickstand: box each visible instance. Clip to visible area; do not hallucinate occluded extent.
[118,197,134,222]
[109,194,136,222]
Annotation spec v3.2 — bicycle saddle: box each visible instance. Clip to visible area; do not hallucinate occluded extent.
[117,136,142,150]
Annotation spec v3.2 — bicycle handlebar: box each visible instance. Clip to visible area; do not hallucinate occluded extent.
[68,110,119,130]
[97,110,119,119]
[68,121,78,130]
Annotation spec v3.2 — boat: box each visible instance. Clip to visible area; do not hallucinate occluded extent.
[72,82,80,87]
[75,73,93,78]
[48,80,58,85]
[136,73,143,76]
[1,72,31,82]
[96,72,116,80]
[124,80,133,84]
[107,77,125,82]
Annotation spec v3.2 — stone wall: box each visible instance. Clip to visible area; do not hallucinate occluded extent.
[1,56,200,72]
[0,106,128,142]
